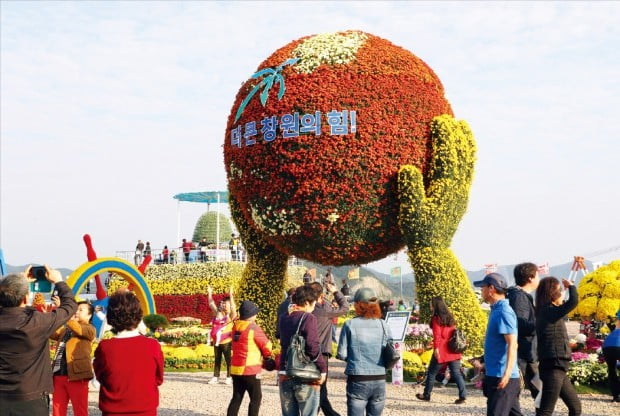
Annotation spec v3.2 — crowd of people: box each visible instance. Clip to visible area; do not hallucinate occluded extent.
[133,234,245,266]
[1,262,619,416]
[0,266,163,416]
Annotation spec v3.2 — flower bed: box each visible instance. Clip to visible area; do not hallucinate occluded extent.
[161,343,214,370]
[157,326,210,346]
[404,323,433,352]
[567,360,608,386]
[570,260,620,321]
[106,262,305,323]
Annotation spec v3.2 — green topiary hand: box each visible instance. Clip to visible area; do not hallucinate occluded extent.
[229,193,288,339]
[398,114,487,355]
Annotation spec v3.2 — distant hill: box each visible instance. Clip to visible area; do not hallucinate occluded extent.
[294,261,416,304]
[4,264,73,278]
[4,257,613,302]
[296,258,614,304]
[463,259,601,287]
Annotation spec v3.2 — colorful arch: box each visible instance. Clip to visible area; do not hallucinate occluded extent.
[66,258,156,315]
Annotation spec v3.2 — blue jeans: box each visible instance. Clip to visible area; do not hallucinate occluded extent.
[423,356,467,399]
[279,378,320,416]
[346,379,386,416]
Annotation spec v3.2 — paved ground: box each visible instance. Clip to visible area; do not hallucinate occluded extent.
[71,321,612,415]
[77,357,617,416]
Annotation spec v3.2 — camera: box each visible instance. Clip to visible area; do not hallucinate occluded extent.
[29,266,52,293]
[29,266,47,281]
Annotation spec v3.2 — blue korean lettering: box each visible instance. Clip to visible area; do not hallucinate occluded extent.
[261,115,278,142]
[300,111,322,136]
[280,112,300,138]
[230,125,242,147]
[327,110,349,135]
[244,121,258,146]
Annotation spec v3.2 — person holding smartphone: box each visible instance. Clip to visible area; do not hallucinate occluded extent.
[535,277,581,416]
[0,265,77,416]
[50,301,96,416]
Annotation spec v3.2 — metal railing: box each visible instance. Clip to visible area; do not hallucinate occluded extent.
[115,247,246,266]
[114,249,305,267]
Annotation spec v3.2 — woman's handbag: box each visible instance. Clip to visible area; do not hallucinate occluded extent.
[448,328,468,353]
[381,321,400,370]
[285,313,321,382]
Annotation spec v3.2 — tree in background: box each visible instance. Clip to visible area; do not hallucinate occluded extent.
[192,211,233,246]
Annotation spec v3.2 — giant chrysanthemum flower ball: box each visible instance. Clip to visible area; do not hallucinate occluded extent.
[224,31,453,265]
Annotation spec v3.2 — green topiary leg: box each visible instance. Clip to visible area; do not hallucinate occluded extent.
[398,115,487,355]
[229,194,288,340]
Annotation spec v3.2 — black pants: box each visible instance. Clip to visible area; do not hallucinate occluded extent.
[0,394,49,416]
[603,346,620,398]
[517,358,539,399]
[536,367,581,416]
[319,355,340,416]
[214,343,232,377]
[227,375,261,416]
[483,375,522,416]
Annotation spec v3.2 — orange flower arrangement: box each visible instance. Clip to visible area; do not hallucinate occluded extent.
[224,31,452,265]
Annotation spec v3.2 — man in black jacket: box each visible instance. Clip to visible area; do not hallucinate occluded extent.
[507,262,540,399]
[0,266,77,416]
[310,281,349,416]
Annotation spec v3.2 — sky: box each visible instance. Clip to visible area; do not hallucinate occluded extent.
[1,1,619,276]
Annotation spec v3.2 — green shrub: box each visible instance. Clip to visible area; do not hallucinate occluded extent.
[143,314,170,331]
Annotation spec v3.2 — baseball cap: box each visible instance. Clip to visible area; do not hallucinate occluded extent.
[353,287,378,303]
[473,273,508,291]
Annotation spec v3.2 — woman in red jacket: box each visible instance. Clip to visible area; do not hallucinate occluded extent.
[416,296,467,404]
[94,290,164,416]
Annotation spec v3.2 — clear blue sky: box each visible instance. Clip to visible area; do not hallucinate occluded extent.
[1,1,618,275]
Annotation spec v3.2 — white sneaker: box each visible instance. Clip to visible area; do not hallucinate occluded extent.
[224,377,232,385]
[208,377,219,385]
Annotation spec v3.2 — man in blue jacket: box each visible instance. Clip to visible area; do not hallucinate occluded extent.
[507,262,540,399]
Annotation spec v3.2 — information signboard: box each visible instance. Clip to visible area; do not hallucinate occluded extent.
[384,311,411,342]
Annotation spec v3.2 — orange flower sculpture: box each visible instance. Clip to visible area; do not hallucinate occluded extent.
[224,30,453,265]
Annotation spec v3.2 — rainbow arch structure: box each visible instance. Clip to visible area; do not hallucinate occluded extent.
[66,257,156,315]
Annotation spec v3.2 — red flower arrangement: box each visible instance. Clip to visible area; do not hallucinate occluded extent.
[224,31,452,265]
[154,293,228,324]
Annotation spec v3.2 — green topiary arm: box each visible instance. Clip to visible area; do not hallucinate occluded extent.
[398,114,487,355]
[229,193,288,340]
